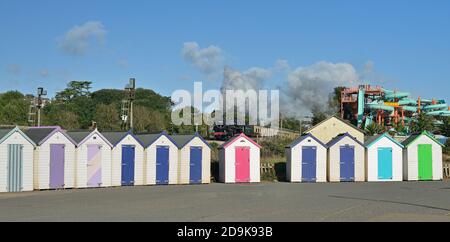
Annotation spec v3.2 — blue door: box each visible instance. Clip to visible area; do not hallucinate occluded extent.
[378,147,393,180]
[340,146,355,182]
[189,147,203,184]
[121,145,135,186]
[301,146,317,182]
[156,146,169,185]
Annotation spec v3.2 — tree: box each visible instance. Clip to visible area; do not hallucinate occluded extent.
[328,86,345,114]
[439,117,450,137]
[0,91,29,125]
[93,104,120,131]
[410,113,435,133]
[53,111,79,130]
[55,81,92,101]
[311,104,328,125]
[365,122,386,136]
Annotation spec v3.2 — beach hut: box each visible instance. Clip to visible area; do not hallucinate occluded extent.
[67,129,113,188]
[402,131,444,181]
[0,127,36,192]
[172,133,211,184]
[219,133,261,183]
[102,131,145,186]
[136,132,178,185]
[364,133,404,182]
[286,133,327,182]
[327,133,365,182]
[25,126,77,190]
[304,116,365,143]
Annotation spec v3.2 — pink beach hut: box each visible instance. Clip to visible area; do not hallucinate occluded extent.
[218,133,261,183]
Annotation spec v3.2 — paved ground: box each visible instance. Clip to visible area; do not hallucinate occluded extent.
[0,181,450,221]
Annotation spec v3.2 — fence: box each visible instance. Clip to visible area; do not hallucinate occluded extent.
[444,162,450,179]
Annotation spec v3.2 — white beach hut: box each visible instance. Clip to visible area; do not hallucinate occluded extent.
[67,129,113,188]
[219,133,261,183]
[0,127,36,192]
[364,133,404,182]
[286,133,327,182]
[327,133,365,182]
[25,126,77,190]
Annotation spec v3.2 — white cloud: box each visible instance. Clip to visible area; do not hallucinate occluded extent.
[282,61,359,116]
[58,21,107,55]
[221,66,272,91]
[274,59,290,72]
[182,42,224,75]
[117,59,129,69]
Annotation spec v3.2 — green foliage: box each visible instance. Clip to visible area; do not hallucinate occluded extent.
[133,105,167,133]
[328,86,345,114]
[410,113,435,133]
[440,117,450,137]
[365,122,386,136]
[260,136,295,158]
[444,139,450,155]
[393,122,408,134]
[311,104,328,125]
[55,81,92,101]
[0,91,29,125]
[93,104,121,131]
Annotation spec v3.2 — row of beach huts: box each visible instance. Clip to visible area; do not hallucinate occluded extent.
[0,116,445,193]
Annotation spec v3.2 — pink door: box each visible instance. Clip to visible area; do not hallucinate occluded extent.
[235,147,250,182]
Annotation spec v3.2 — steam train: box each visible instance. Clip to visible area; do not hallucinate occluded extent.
[211,125,255,140]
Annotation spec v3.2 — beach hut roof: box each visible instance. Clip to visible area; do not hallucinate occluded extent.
[401,131,445,148]
[364,132,404,148]
[219,133,261,149]
[171,132,212,149]
[136,131,176,148]
[326,132,364,147]
[285,133,327,148]
[0,126,36,146]
[102,131,144,147]
[24,126,76,145]
[67,129,113,147]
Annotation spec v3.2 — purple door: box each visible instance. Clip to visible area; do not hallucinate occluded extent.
[50,144,65,189]
[302,146,317,182]
[87,145,102,187]
[340,145,355,182]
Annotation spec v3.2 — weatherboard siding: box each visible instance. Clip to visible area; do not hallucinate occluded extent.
[0,132,34,192]
[403,135,443,181]
[365,136,403,182]
[111,134,144,186]
[74,133,112,188]
[34,132,76,190]
[144,135,178,185]
[178,137,211,184]
[287,138,327,182]
[328,136,365,182]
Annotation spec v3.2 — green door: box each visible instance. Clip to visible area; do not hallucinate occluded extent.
[418,144,433,180]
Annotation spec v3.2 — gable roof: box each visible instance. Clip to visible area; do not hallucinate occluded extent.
[24,126,76,146]
[102,131,144,147]
[136,131,177,148]
[286,133,327,148]
[402,131,445,148]
[305,115,365,135]
[364,133,404,148]
[219,133,261,149]
[67,129,113,148]
[326,132,365,147]
[171,132,212,149]
[0,127,36,146]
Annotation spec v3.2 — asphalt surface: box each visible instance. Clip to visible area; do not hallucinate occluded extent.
[0,181,449,221]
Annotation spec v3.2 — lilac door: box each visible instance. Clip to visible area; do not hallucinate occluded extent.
[87,145,102,187]
[50,144,65,189]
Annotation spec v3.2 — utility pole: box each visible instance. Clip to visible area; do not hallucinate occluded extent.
[36,87,47,127]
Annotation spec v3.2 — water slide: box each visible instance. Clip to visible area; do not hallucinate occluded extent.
[357,88,365,127]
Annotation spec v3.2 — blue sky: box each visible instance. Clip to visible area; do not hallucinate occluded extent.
[1,0,449,104]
